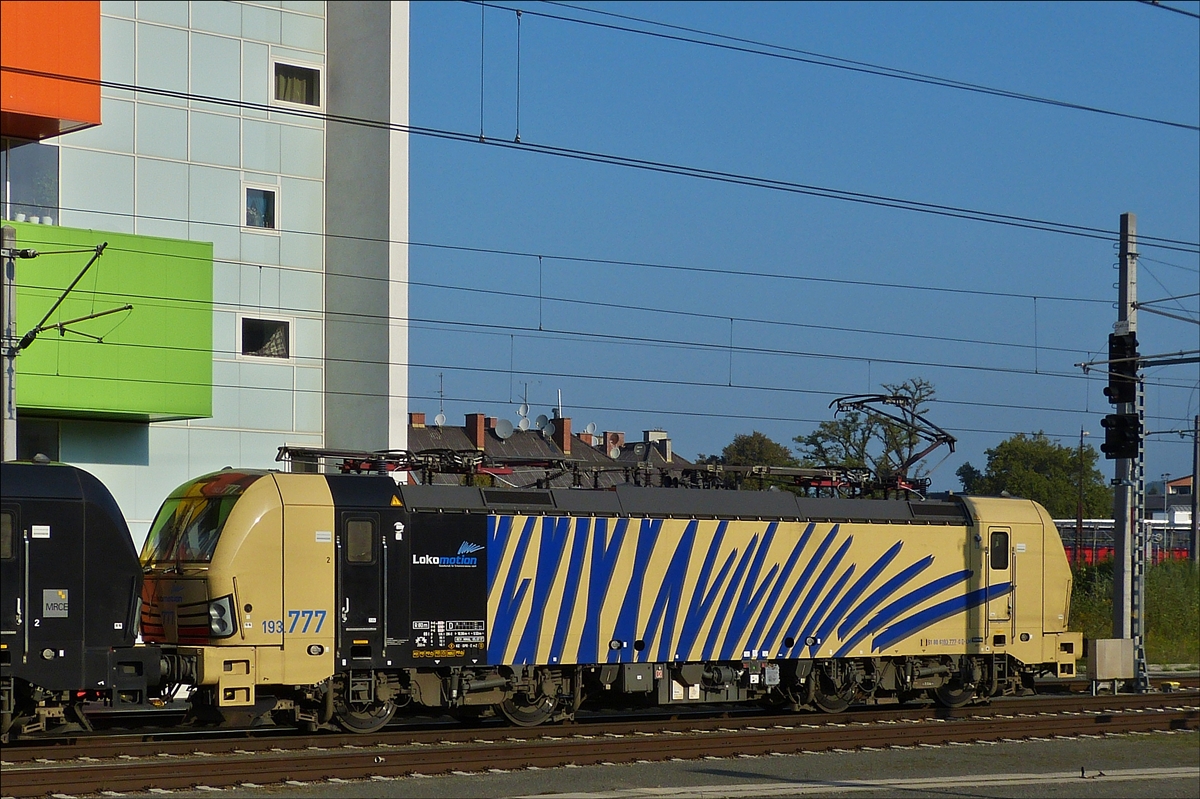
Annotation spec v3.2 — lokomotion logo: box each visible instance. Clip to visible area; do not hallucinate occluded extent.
[412,541,483,568]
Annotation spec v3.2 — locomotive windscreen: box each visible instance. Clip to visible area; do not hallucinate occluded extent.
[140,472,262,565]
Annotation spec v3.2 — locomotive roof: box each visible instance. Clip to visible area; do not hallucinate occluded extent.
[1,460,106,502]
[389,481,970,525]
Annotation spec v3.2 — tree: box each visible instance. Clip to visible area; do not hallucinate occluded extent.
[794,378,939,481]
[956,432,1111,518]
[699,431,797,466]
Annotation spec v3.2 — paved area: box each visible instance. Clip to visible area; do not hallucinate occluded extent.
[130,729,1198,799]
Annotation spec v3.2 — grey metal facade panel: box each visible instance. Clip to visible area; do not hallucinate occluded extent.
[397,484,485,511]
[324,2,394,452]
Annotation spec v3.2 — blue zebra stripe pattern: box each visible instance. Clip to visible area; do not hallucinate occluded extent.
[486,515,1011,666]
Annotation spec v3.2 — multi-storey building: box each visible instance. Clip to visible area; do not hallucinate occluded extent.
[1,0,410,545]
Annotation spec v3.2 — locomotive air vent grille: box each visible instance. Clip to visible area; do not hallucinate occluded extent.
[482,489,555,507]
[909,503,965,519]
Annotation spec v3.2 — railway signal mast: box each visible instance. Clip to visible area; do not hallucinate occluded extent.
[1103,213,1149,692]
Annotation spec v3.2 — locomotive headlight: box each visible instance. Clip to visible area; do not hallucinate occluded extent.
[208,594,236,638]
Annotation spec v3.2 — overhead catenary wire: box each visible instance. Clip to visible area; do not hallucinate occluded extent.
[16,231,1197,393]
[14,360,1195,440]
[2,64,1197,254]
[20,234,1195,384]
[14,205,1136,307]
[1136,0,1200,20]
[518,0,1200,132]
[15,273,1198,410]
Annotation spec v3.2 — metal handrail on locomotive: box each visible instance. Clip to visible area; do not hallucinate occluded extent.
[137,448,1082,732]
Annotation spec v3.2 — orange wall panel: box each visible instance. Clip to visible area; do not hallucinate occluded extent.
[1,0,101,140]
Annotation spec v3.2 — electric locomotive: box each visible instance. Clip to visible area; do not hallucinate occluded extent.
[1,460,165,741]
[140,467,1081,732]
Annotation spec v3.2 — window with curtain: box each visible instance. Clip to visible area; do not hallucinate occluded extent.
[275,63,320,106]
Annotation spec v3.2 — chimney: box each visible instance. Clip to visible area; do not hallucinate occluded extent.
[409,412,426,428]
[645,429,671,462]
[602,431,625,457]
[553,417,572,455]
[487,416,497,430]
[465,413,486,450]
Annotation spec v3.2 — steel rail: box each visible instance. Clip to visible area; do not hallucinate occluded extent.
[3,698,1195,798]
[2,689,1195,762]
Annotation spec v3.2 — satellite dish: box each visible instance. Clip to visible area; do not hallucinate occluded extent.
[608,446,621,459]
[634,443,647,459]
[544,422,556,437]
[495,418,514,440]
[518,403,529,417]
[517,417,530,431]
[585,422,597,435]
[534,414,548,430]
[434,413,446,427]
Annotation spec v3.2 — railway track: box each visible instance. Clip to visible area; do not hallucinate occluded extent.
[3,690,1196,798]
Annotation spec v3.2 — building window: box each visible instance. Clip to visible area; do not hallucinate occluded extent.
[274,62,321,107]
[245,186,276,229]
[1,139,59,223]
[16,418,60,461]
[241,317,290,358]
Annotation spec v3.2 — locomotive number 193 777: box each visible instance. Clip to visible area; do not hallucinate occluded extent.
[262,610,327,634]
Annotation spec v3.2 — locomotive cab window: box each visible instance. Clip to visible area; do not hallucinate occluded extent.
[1,511,12,559]
[990,529,1009,570]
[141,473,262,565]
[346,519,375,563]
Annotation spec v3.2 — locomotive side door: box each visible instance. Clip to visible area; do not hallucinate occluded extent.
[0,506,21,666]
[986,526,1013,640]
[336,512,384,668]
[381,507,410,665]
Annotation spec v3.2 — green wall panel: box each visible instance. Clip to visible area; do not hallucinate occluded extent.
[10,222,212,421]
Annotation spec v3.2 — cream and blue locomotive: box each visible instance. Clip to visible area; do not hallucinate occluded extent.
[140,470,1081,731]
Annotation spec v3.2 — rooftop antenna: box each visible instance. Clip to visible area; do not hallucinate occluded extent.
[517,384,530,430]
[495,418,514,440]
[434,372,446,427]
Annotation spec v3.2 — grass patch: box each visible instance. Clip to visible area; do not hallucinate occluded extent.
[1070,559,1200,665]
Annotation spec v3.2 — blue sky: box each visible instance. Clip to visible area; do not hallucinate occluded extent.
[408,1,1200,492]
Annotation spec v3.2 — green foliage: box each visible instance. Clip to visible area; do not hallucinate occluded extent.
[1146,560,1200,665]
[956,431,1111,518]
[795,377,937,480]
[1070,560,1199,666]
[715,431,798,467]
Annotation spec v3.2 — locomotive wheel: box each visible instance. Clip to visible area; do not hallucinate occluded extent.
[933,660,981,708]
[334,697,396,733]
[809,666,853,713]
[932,683,975,708]
[498,691,557,727]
